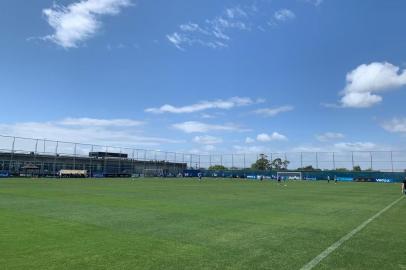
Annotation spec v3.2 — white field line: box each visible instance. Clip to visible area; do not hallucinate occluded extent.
[300,196,405,270]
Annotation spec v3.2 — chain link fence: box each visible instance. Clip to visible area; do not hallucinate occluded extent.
[0,134,406,173]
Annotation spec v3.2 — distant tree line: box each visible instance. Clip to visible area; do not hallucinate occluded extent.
[207,156,377,172]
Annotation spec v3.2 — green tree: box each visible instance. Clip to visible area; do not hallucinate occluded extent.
[208,165,227,171]
[353,165,362,172]
[251,154,271,171]
[270,158,290,171]
[298,165,317,171]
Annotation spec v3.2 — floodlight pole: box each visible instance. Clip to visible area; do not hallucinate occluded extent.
[370,151,373,171]
[316,152,319,170]
[332,152,336,170]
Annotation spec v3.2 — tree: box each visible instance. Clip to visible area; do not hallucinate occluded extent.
[208,165,227,171]
[297,165,319,171]
[270,158,290,171]
[251,154,271,171]
[335,168,349,172]
[353,165,362,172]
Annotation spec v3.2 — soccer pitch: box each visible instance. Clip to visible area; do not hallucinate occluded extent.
[0,179,405,270]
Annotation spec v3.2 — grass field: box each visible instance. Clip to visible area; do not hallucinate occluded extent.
[0,178,405,270]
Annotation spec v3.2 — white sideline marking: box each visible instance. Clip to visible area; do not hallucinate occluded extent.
[300,196,404,270]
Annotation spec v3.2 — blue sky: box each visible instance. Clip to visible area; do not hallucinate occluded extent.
[1,0,406,154]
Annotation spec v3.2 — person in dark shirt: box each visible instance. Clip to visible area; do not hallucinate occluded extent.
[402,178,406,195]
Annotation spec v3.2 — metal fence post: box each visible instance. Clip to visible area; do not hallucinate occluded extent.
[332,152,336,170]
[73,143,77,169]
[370,151,373,170]
[9,137,16,174]
[132,149,135,175]
[34,139,38,166]
[300,152,303,168]
[351,152,354,169]
[390,151,394,172]
[89,144,93,177]
[53,141,59,176]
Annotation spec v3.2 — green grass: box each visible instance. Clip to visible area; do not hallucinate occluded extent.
[0,178,405,270]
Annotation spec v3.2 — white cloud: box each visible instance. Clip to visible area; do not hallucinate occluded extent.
[333,142,377,151]
[226,7,248,19]
[274,9,296,21]
[233,145,268,154]
[245,137,255,144]
[304,0,323,7]
[60,117,143,127]
[257,132,287,142]
[146,97,254,114]
[193,135,223,145]
[291,141,386,153]
[340,62,406,108]
[203,145,216,152]
[0,118,180,147]
[316,132,345,142]
[172,121,246,133]
[42,0,132,48]
[167,6,251,50]
[382,118,406,133]
[254,105,294,117]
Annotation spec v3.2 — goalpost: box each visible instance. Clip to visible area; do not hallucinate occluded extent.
[143,168,164,177]
[277,171,302,180]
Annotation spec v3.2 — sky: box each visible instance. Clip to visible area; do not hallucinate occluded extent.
[1,0,406,155]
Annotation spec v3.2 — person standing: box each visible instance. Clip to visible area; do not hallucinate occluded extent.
[402,177,406,195]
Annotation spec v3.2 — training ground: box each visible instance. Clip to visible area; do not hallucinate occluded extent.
[0,178,405,270]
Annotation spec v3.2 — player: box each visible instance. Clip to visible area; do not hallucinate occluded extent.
[327,176,330,183]
[402,177,406,195]
[334,175,338,184]
[198,172,202,181]
[277,175,281,185]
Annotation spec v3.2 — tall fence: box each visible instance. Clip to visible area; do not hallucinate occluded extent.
[0,134,406,173]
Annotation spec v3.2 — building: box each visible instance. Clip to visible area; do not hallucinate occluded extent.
[0,151,187,177]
